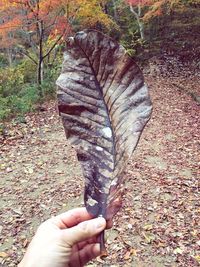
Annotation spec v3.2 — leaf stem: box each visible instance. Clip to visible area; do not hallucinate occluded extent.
[99,230,107,257]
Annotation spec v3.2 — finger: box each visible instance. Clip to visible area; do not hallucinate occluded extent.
[62,217,106,246]
[51,208,93,229]
[69,243,100,267]
[76,237,98,250]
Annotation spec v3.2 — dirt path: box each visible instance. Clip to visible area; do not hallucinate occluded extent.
[0,74,199,267]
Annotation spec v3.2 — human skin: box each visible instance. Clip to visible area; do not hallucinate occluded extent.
[18,208,106,267]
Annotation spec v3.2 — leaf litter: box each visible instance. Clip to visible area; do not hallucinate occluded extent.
[0,61,199,266]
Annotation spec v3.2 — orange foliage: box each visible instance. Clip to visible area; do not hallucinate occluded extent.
[0,0,71,41]
[0,0,113,50]
[0,0,113,83]
[125,0,183,21]
[127,0,185,16]
[126,0,154,6]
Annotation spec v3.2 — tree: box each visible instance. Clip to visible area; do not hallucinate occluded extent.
[124,0,183,40]
[0,0,70,86]
[124,1,157,40]
[0,30,17,66]
[0,0,113,88]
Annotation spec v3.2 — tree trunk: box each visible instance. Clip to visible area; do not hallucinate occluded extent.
[112,0,118,21]
[6,48,13,66]
[129,4,145,40]
[137,18,144,40]
[37,20,44,98]
[37,59,44,85]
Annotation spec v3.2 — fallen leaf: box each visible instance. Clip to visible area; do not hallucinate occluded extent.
[12,208,23,215]
[0,252,8,258]
[23,239,28,248]
[173,247,184,254]
[143,224,153,231]
[124,250,131,260]
[142,232,155,243]
[130,248,138,256]
[194,255,200,264]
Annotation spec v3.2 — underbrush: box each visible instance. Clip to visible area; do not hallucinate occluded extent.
[0,85,40,120]
[0,57,61,122]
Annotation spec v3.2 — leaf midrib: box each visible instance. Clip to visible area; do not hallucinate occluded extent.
[75,39,116,170]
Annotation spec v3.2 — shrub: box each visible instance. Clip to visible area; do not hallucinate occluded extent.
[18,59,37,83]
[0,84,40,121]
[0,54,8,67]
[0,54,62,122]
[0,67,24,97]
[0,97,11,121]
[12,84,40,113]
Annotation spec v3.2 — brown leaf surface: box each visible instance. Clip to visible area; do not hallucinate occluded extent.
[57,30,152,221]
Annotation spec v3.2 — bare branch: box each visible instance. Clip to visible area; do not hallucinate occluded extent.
[17,49,37,64]
[43,33,65,59]
[129,4,139,19]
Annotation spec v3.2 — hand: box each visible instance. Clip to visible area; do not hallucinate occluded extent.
[18,208,106,267]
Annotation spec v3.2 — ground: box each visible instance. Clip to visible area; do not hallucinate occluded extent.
[0,68,199,266]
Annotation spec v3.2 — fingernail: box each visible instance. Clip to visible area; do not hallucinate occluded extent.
[96,217,105,229]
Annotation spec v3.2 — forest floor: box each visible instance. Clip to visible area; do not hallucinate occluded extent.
[0,63,199,267]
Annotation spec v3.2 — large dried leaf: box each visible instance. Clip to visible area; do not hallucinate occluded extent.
[56,30,152,221]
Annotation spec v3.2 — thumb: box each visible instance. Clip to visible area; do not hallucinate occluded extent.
[62,217,106,246]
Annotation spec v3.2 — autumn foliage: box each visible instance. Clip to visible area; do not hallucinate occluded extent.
[0,0,199,121]
[0,0,113,84]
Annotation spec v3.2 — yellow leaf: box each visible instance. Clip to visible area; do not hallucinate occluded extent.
[124,250,131,260]
[143,224,153,230]
[174,247,183,254]
[0,252,8,258]
[194,255,200,263]
[142,232,155,243]
[191,230,198,236]
[0,164,6,170]
[130,248,138,256]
